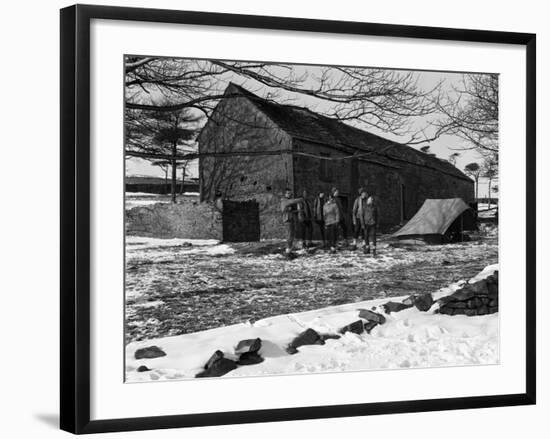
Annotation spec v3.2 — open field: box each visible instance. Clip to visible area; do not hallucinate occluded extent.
[125,231,498,344]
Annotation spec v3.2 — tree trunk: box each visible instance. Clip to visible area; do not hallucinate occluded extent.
[180,165,186,195]
[487,178,492,206]
[475,178,479,200]
[171,143,177,203]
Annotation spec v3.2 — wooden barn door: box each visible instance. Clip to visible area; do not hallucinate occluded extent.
[222,200,260,242]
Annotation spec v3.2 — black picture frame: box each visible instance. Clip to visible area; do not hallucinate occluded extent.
[60,4,536,434]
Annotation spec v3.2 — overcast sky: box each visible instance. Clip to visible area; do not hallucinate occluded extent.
[126,63,496,198]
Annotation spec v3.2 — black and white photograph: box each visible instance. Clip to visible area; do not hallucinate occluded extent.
[124,57,500,381]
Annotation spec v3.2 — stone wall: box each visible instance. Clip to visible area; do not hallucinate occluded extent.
[125,198,222,239]
[438,271,499,316]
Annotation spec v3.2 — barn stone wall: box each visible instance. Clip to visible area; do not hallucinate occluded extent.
[125,198,222,239]
[293,139,474,231]
[198,85,294,204]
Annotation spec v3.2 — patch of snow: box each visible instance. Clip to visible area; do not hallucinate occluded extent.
[126,237,235,267]
[127,237,220,247]
[126,192,162,197]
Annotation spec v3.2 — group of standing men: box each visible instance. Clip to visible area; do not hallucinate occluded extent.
[281,186,378,256]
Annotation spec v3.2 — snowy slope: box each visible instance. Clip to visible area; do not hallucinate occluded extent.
[125,264,499,382]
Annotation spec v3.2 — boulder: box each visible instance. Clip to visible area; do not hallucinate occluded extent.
[237,351,264,366]
[364,321,379,334]
[339,320,364,335]
[464,309,477,317]
[413,293,434,312]
[235,338,262,354]
[358,309,386,324]
[204,350,224,369]
[286,346,299,355]
[137,365,151,372]
[196,358,237,378]
[134,345,166,360]
[382,301,413,314]
[288,328,324,353]
[489,299,498,307]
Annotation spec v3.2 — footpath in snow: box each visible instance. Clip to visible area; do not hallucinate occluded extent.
[125,264,499,382]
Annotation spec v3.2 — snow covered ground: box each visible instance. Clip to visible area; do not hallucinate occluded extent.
[477,202,498,219]
[126,264,499,382]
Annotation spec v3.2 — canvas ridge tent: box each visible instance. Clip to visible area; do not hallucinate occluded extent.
[393,198,476,243]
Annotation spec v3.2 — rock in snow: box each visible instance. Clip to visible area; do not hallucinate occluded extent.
[134,345,166,359]
[339,320,364,335]
[382,301,413,314]
[237,351,264,365]
[288,328,324,354]
[234,338,262,354]
[358,308,386,324]
[412,293,434,312]
[196,357,237,378]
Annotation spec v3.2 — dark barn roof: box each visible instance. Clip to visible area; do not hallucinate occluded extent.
[222,83,472,182]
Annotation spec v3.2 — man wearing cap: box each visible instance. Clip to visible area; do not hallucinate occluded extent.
[280,188,303,255]
[331,187,348,245]
[351,187,368,249]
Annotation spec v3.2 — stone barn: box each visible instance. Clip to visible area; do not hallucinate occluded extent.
[198,83,474,239]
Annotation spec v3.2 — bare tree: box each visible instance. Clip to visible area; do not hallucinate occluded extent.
[124,57,442,143]
[434,74,498,157]
[464,162,483,200]
[482,157,498,203]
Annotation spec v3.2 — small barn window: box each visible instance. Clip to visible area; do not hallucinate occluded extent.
[319,153,331,181]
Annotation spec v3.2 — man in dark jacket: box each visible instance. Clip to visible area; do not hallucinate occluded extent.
[298,189,313,248]
[313,191,326,247]
[332,187,348,245]
[280,188,303,254]
[360,195,379,256]
[351,187,368,249]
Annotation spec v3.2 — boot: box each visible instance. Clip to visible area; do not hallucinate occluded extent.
[372,247,377,257]
[363,245,370,254]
